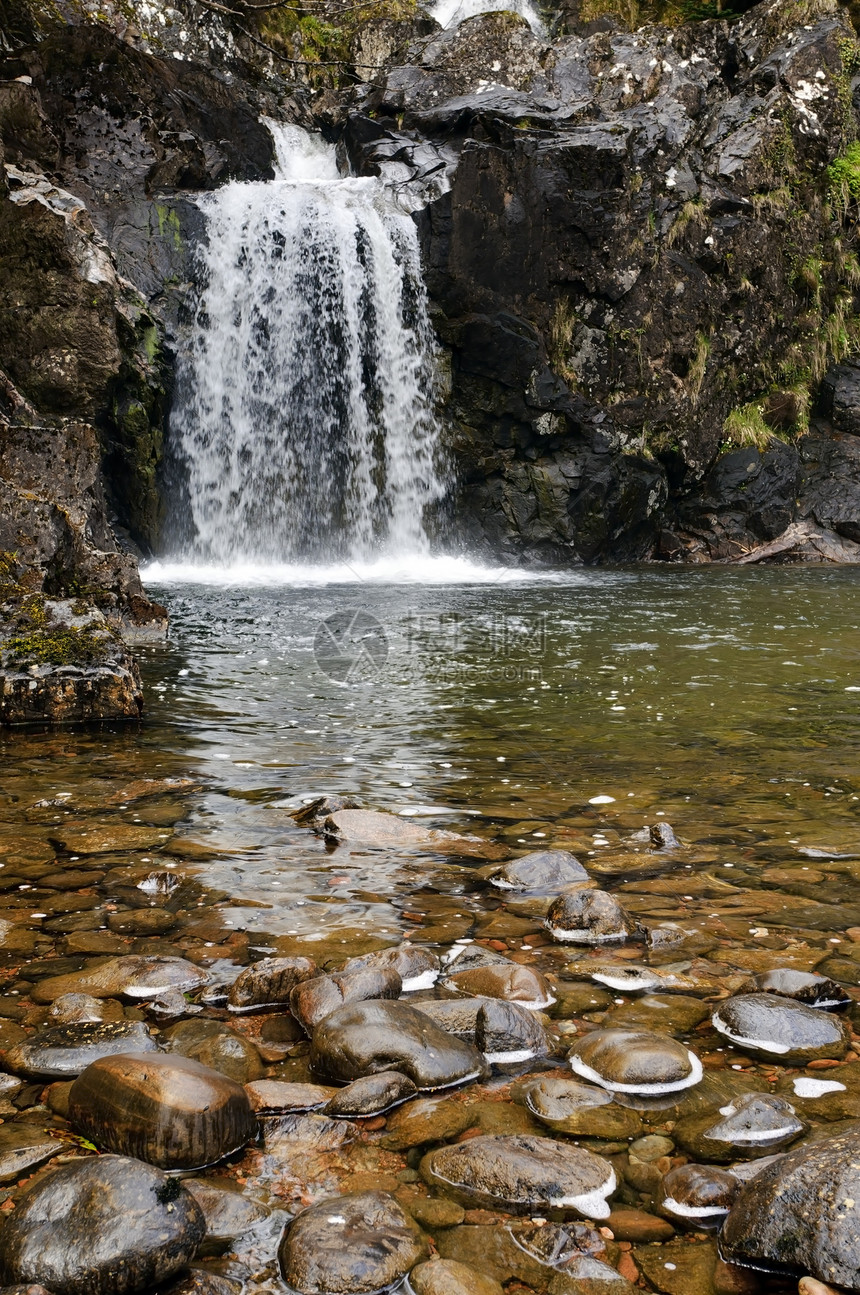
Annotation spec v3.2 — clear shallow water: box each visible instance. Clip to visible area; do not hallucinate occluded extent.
[3,565,860,959]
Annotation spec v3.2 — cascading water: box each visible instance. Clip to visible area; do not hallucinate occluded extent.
[428,0,545,36]
[165,124,447,567]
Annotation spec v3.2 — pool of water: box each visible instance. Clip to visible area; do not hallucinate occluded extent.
[4,563,859,966]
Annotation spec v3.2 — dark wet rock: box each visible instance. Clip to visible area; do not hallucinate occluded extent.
[46,994,124,1025]
[160,1020,264,1084]
[0,1124,59,1185]
[290,966,402,1034]
[441,962,555,1010]
[740,969,851,1011]
[410,1258,504,1295]
[380,1096,476,1150]
[148,990,204,1022]
[421,1133,616,1217]
[551,983,614,1016]
[106,910,175,937]
[442,944,513,973]
[485,850,589,895]
[674,1092,806,1162]
[649,823,682,850]
[520,1075,644,1141]
[182,1179,268,1256]
[2,1020,158,1079]
[712,993,850,1063]
[68,1052,258,1169]
[407,1198,465,1230]
[324,1070,417,1117]
[720,1122,860,1286]
[290,795,361,827]
[226,956,318,1014]
[310,1000,485,1091]
[342,943,440,992]
[158,1272,243,1295]
[0,1154,205,1295]
[646,924,719,961]
[244,1080,337,1114]
[546,891,635,945]
[277,1190,428,1295]
[32,956,208,1004]
[322,809,506,860]
[263,1112,354,1160]
[568,1030,702,1095]
[656,1164,738,1230]
[602,994,710,1037]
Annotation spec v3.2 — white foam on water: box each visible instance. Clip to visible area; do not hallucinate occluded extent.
[793,1077,846,1098]
[484,1047,537,1064]
[661,1197,730,1219]
[143,554,584,587]
[712,1019,791,1055]
[549,1165,616,1220]
[401,969,440,992]
[569,1049,704,1095]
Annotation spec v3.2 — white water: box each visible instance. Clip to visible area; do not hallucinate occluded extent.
[142,554,589,586]
[429,0,545,36]
[166,124,446,568]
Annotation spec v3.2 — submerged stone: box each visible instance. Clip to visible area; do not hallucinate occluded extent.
[324,1071,417,1117]
[322,809,505,860]
[244,1079,336,1114]
[32,956,208,1005]
[741,968,851,1011]
[277,1190,427,1295]
[441,963,556,1010]
[68,1052,258,1169]
[520,1075,644,1140]
[545,891,635,945]
[673,1092,806,1162]
[310,1000,485,1091]
[2,1020,158,1079]
[47,994,125,1025]
[160,1020,264,1084]
[720,1122,860,1286]
[712,993,850,1063]
[568,1029,702,1095]
[486,850,590,895]
[442,944,513,974]
[656,1163,737,1229]
[290,966,402,1034]
[420,1134,616,1218]
[0,1155,205,1295]
[410,1258,504,1295]
[227,956,317,1013]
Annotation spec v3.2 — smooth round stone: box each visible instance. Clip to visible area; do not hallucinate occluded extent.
[545,891,635,944]
[588,965,664,993]
[0,1155,205,1295]
[310,1000,485,1091]
[244,1080,337,1114]
[290,967,402,1034]
[278,1191,427,1295]
[227,956,318,1013]
[521,1076,644,1140]
[487,850,590,895]
[343,943,440,992]
[568,1030,703,1095]
[2,1021,159,1079]
[182,1179,268,1254]
[673,1092,807,1162]
[420,1134,617,1218]
[47,994,125,1025]
[656,1163,738,1229]
[68,1052,258,1169]
[742,969,851,1011]
[602,994,709,1037]
[712,993,850,1063]
[410,1258,504,1295]
[324,1071,417,1118]
[441,963,556,1010]
[721,1121,860,1287]
[380,1097,476,1151]
[160,1020,264,1084]
[441,944,513,974]
[413,997,548,1061]
[32,956,208,1005]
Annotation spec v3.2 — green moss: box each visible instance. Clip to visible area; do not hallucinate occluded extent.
[2,625,112,667]
[828,141,860,213]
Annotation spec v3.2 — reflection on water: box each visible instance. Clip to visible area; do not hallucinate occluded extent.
[3,565,859,961]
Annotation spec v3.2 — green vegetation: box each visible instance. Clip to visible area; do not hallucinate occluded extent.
[666,199,706,247]
[2,625,111,667]
[723,401,772,450]
[687,332,710,404]
[828,141,860,215]
[255,0,416,84]
[548,299,579,387]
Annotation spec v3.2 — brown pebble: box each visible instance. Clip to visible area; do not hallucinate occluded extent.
[487,941,508,952]
[607,1207,675,1243]
[806,1058,843,1069]
[617,1252,639,1283]
[798,1279,840,1295]
[362,1115,387,1132]
[715,1256,762,1294]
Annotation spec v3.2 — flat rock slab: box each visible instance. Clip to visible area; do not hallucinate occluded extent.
[278,1190,427,1295]
[48,825,172,855]
[0,1154,205,1295]
[323,809,506,860]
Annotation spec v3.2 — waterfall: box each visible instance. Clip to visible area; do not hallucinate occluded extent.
[428,0,545,36]
[166,124,447,566]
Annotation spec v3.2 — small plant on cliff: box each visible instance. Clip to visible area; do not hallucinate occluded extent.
[687,332,711,404]
[548,299,580,388]
[666,199,706,247]
[828,142,860,218]
[723,402,772,450]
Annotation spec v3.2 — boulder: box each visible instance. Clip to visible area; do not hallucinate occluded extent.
[568,1029,702,1095]
[226,956,318,1013]
[32,956,207,1004]
[323,1071,417,1117]
[310,1000,485,1090]
[342,943,440,992]
[278,1191,427,1294]
[2,1020,158,1079]
[656,1164,738,1230]
[415,996,548,1061]
[486,850,589,894]
[159,1020,264,1084]
[0,1155,205,1295]
[712,994,850,1063]
[673,1092,806,1162]
[441,963,555,1010]
[68,1052,257,1169]
[521,1075,644,1140]
[420,1134,616,1218]
[545,891,635,944]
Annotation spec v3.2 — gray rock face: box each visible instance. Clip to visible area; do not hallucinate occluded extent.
[545,890,635,944]
[568,1029,703,1095]
[420,1133,616,1218]
[227,956,318,1013]
[2,1020,159,1078]
[487,850,589,894]
[720,1122,860,1286]
[712,993,850,1063]
[0,1155,206,1295]
[278,1191,427,1295]
[310,1000,485,1090]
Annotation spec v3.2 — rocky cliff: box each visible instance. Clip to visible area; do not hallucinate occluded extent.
[1,0,860,716]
